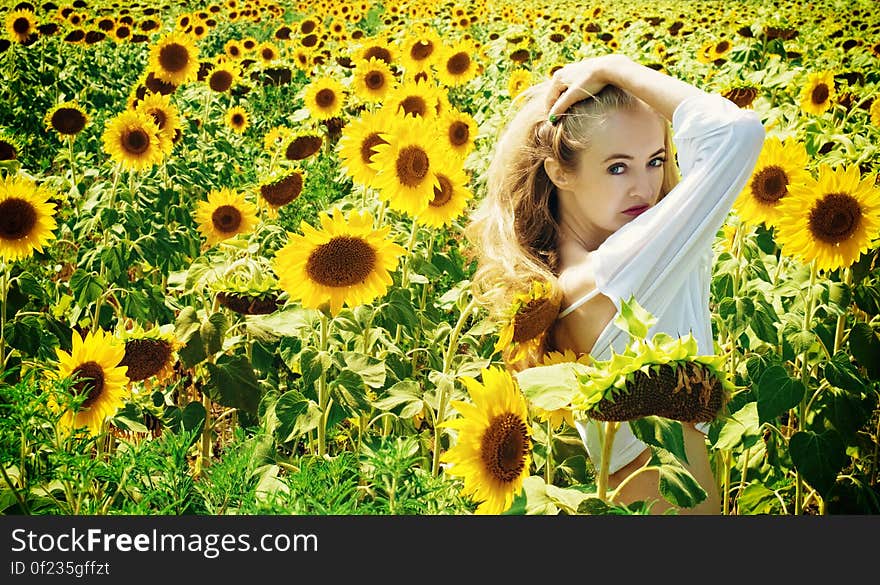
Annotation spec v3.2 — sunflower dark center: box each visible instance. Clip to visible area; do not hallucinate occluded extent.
[430,174,454,207]
[119,339,172,382]
[512,296,559,343]
[285,135,323,160]
[115,26,130,38]
[305,236,377,287]
[395,145,429,187]
[365,70,385,90]
[70,361,105,408]
[509,49,530,63]
[212,205,242,233]
[51,107,86,135]
[411,40,434,60]
[364,46,391,63]
[300,20,316,34]
[446,52,470,75]
[315,88,336,108]
[209,70,233,92]
[261,48,274,60]
[0,198,37,241]
[811,83,829,105]
[808,192,861,244]
[260,172,303,206]
[13,17,30,35]
[0,140,17,160]
[715,40,730,52]
[145,107,166,129]
[122,128,150,154]
[231,113,245,126]
[481,412,529,483]
[400,95,427,117]
[360,133,387,164]
[751,165,788,203]
[159,43,189,73]
[448,121,470,147]
[301,33,318,47]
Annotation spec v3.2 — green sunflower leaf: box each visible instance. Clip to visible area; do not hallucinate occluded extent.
[629,417,688,463]
[614,295,656,340]
[756,365,805,424]
[650,448,707,510]
[514,362,585,412]
[789,430,847,498]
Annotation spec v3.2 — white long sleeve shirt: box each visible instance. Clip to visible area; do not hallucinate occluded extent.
[557,91,766,474]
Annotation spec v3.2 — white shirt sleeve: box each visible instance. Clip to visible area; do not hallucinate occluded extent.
[590,92,766,321]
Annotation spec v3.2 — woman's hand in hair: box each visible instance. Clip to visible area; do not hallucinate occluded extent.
[545,54,633,123]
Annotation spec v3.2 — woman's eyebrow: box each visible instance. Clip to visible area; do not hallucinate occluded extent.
[602,147,666,163]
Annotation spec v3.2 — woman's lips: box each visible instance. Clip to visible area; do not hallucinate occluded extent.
[623,205,648,216]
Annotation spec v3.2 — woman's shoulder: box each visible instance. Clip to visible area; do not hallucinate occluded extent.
[557,252,600,312]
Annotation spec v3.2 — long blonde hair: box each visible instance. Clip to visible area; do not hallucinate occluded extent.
[463,79,680,371]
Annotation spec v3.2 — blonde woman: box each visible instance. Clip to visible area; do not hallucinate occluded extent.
[463,54,765,514]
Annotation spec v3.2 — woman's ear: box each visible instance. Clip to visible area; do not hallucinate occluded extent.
[544,157,570,190]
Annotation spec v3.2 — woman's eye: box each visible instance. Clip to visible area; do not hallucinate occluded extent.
[608,164,625,175]
[649,157,666,167]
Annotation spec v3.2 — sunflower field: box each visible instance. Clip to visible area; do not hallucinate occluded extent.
[1,0,879,518]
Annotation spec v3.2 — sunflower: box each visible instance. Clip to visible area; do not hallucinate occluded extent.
[303,76,347,121]
[44,101,89,138]
[256,40,281,63]
[134,92,180,154]
[494,279,562,366]
[440,366,532,515]
[384,77,446,121]
[399,29,441,74]
[283,129,323,161]
[0,174,57,262]
[148,31,200,86]
[258,169,306,218]
[207,61,239,92]
[273,206,407,316]
[773,164,880,273]
[225,105,250,133]
[353,35,396,67]
[733,137,811,229]
[870,98,880,128]
[117,324,181,389]
[435,38,479,87]
[507,68,533,99]
[437,108,477,162]
[224,38,243,60]
[351,57,397,104]
[195,188,259,247]
[102,109,167,171]
[263,124,292,154]
[0,132,21,160]
[711,38,732,60]
[722,85,759,109]
[5,9,37,43]
[51,329,130,437]
[799,71,836,116]
[369,114,451,217]
[415,163,473,228]
[338,108,392,188]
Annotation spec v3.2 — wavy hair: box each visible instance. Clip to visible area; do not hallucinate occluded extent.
[462,79,680,371]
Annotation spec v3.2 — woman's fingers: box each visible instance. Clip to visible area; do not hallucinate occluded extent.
[546,66,604,123]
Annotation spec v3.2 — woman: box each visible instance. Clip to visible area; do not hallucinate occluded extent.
[463,54,765,514]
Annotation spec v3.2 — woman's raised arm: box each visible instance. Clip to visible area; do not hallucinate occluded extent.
[546,54,704,123]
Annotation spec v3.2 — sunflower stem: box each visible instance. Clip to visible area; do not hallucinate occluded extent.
[432,296,479,476]
[544,419,554,485]
[733,447,750,514]
[200,90,213,164]
[794,260,818,515]
[596,421,619,502]
[418,230,437,313]
[832,267,852,355]
[317,310,330,458]
[67,136,78,192]
[0,259,8,371]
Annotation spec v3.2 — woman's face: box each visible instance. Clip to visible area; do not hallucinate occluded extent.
[556,101,667,245]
